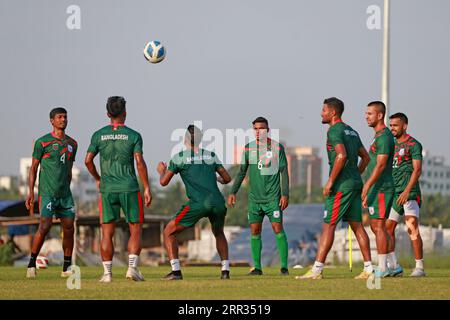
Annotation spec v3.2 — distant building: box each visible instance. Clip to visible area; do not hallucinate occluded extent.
[0,176,18,191]
[286,146,322,190]
[420,151,450,196]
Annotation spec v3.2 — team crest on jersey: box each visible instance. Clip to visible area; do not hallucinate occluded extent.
[369,207,375,215]
[68,145,73,153]
[399,148,405,156]
[266,151,273,159]
[52,143,59,150]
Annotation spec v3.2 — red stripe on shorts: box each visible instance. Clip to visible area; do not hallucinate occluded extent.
[138,192,144,224]
[175,206,191,225]
[416,195,421,206]
[330,192,343,225]
[378,193,386,219]
[98,195,103,224]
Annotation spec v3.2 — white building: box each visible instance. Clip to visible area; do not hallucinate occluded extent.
[420,151,450,196]
[0,176,18,190]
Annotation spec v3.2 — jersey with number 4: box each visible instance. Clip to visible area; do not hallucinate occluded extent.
[393,135,422,198]
[32,133,78,198]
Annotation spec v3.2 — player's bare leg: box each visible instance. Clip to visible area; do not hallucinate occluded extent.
[349,221,374,279]
[271,222,289,275]
[99,222,115,282]
[385,218,403,276]
[297,223,335,279]
[163,220,187,280]
[212,227,230,279]
[370,219,391,277]
[60,218,75,278]
[249,222,263,275]
[27,217,53,278]
[405,216,425,277]
[126,222,145,281]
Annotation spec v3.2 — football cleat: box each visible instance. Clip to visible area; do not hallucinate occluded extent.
[163,271,183,280]
[221,270,230,279]
[389,265,404,277]
[280,268,289,276]
[126,267,145,281]
[410,268,426,277]
[26,267,36,279]
[99,273,112,283]
[295,269,323,280]
[247,268,263,276]
[61,270,74,278]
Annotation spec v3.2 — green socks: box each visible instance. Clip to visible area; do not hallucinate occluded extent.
[251,235,262,270]
[276,231,288,269]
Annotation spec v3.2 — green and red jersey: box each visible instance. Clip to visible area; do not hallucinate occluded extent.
[392,134,422,199]
[231,140,289,203]
[87,124,143,193]
[32,132,78,198]
[326,121,364,191]
[168,148,225,205]
[366,127,395,192]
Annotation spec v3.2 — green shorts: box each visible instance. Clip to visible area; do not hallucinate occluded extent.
[324,189,362,225]
[39,195,75,219]
[391,193,422,215]
[99,191,144,224]
[367,189,394,220]
[172,201,227,229]
[248,200,282,225]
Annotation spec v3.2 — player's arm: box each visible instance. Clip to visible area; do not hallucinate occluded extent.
[228,151,249,207]
[157,161,175,186]
[279,147,289,211]
[216,166,231,184]
[84,152,101,190]
[68,161,74,184]
[25,158,40,211]
[397,158,422,206]
[357,146,370,174]
[135,153,152,207]
[324,143,347,197]
[362,154,388,207]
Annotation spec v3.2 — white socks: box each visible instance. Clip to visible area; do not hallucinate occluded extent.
[378,254,387,272]
[312,261,324,274]
[170,259,181,271]
[221,260,230,271]
[387,252,398,269]
[364,261,374,273]
[103,261,112,275]
[415,259,424,270]
[129,254,138,268]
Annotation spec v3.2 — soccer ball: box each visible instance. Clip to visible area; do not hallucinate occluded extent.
[143,41,166,63]
[36,256,49,269]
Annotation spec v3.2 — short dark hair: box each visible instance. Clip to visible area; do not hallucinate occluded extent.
[49,107,67,119]
[323,97,344,117]
[106,96,126,117]
[390,112,408,124]
[252,117,269,127]
[186,125,202,146]
[367,101,386,117]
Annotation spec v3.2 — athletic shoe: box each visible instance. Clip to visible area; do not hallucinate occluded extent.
[163,271,183,280]
[26,267,36,279]
[374,268,390,278]
[61,270,74,278]
[99,273,112,283]
[354,270,373,279]
[126,267,145,281]
[410,268,426,277]
[280,268,289,276]
[295,269,323,280]
[221,270,230,279]
[389,265,404,277]
[247,268,263,276]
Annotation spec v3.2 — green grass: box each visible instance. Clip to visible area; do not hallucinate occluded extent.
[0,266,449,300]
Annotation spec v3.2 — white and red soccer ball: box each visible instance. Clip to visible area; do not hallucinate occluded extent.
[36,256,49,269]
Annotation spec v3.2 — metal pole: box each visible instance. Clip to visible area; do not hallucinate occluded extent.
[382,0,390,125]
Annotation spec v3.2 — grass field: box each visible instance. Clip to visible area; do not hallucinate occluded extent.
[0,265,449,300]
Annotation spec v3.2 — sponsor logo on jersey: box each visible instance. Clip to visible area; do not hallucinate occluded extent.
[399,148,405,156]
[52,143,59,150]
[186,155,212,162]
[344,129,358,137]
[101,134,129,141]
